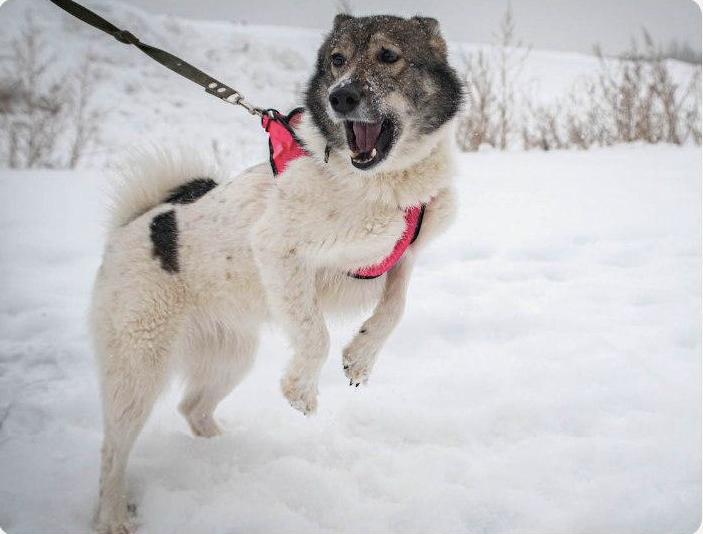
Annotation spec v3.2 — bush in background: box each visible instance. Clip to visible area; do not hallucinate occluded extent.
[0,12,104,169]
[457,10,702,152]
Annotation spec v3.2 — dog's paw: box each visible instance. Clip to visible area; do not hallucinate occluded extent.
[342,338,378,387]
[179,405,223,438]
[95,497,138,534]
[95,518,136,534]
[281,374,318,415]
[188,416,223,438]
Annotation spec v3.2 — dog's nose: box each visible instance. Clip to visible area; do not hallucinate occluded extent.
[329,86,361,114]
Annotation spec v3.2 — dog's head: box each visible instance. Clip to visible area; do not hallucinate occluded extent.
[305,14,463,173]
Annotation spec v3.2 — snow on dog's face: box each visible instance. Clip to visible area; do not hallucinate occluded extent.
[305,14,463,173]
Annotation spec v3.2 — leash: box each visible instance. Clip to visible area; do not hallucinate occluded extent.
[48,0,424,280]
[47,0,267,117]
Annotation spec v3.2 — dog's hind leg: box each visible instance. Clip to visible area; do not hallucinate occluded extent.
[95,323,174,534]
[178,324,258,438]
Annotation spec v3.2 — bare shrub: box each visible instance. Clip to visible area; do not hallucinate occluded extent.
[0,13,64,168]
[519,30,702,153]
[456,11,700,153]
[563,81,611,149]
[645,32,686,145]
[590,31,698,148]
[521,99,565,151]
[495,5,530,150]
[595,43,650,143]
[456,5,530,152]
[67,60,104,168]
[684,67,701,144]
[455,50,496,151]
[0,12,103,169]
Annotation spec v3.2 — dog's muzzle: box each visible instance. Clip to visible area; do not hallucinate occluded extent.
[328,82,397,170]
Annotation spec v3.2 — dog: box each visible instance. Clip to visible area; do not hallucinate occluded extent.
[92,13,462,533]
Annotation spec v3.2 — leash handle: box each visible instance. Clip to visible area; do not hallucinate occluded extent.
[47,0,265,116]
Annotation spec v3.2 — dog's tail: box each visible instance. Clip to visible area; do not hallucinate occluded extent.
[107,148,222,230]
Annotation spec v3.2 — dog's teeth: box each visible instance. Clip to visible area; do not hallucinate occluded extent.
[351,150,377,164]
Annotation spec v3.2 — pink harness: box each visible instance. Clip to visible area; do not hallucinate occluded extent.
[262,108,424,280]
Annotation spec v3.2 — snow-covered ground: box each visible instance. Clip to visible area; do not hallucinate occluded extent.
[0,144,700,533]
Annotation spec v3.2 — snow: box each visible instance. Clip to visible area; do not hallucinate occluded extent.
[0,0,701,532]
[0,144,700,534]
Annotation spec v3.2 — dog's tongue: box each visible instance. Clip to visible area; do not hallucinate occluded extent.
[353,122,382,153]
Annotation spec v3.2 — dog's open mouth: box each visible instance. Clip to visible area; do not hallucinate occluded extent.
[344,120,394,170]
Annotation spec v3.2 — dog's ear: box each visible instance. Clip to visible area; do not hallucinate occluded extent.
[333,13,353,29]
[412,16,447,60]
[413,16,439,35]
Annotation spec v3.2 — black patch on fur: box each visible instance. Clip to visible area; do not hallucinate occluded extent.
[165,178,217,204]
[150,210,179,273]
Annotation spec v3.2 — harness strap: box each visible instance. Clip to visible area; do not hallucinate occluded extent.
[261,109,425,280]
[351,205,425,279]
[47,0,265,116]
[262,108,308,175]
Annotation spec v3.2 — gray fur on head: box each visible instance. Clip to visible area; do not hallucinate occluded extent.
[304,14,463,169]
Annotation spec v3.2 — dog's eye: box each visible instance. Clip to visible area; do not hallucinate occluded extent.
[378,48,400,64]
[330,53,346,68]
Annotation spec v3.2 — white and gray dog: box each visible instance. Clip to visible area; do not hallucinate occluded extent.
[93,13,462,533]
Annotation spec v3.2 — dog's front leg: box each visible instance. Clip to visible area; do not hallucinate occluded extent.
[344,255,414,386]
[255,245,330,415]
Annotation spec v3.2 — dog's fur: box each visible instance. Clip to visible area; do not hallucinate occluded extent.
[93,14,462,533]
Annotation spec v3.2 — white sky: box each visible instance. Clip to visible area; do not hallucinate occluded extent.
[119,0,702,55]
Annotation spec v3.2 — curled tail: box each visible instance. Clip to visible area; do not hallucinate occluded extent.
[108,149,223,230]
